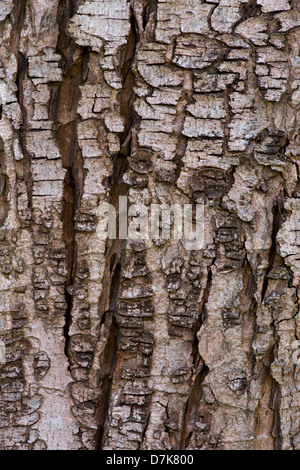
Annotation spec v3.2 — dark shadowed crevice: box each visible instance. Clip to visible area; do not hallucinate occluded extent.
[119,10,138,150]
[95,315,119,450]
[271,377,283,450]
[180,363,209,449]
[95,261,124,449]
[62,167,76,362]
[10,0,27,57]
[244,256,259,373]
[94,7,138,450]
[261,202,282,302]
[94,154,129,449]
[191,260,214,369]
[179,259,214,449]
[237,0,261,25]
[142,0,157,31]
[253,360,282,450]
[199,263,214,328]
[54,0,86,364]
[0,138,8,227]
[253,364,275,449]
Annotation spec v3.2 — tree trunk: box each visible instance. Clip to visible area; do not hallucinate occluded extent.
[0,0,300,450]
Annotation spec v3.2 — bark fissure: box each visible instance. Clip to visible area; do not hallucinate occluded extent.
[180,363,209,450]
[261,202,282,302]
[94,7,138,449]
[55,0,86,364]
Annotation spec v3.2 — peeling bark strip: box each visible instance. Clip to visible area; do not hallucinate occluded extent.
[0,0,300,451]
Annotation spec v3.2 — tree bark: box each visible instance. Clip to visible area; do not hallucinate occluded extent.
[0,0,300,450]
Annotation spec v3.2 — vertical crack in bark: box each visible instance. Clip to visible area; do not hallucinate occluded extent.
[95,8,138,450]
[0,136,8,227]
[142,0,157,32]
[254,195,285,449]
[180,362,209,450]
[95,157,129,450]
[271,374,283,450]
[261,201,282,302]
[192,258,215,369]
[253,196,285,450]
[254,357,283,450]
[62,167,76,363]
[94,314,119,450]
[55,0,86,363]
[245,257,259,375]
[180,260,214,449]
[254,364,276,449]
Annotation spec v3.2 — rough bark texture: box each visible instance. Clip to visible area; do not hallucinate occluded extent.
[0,0,300,451]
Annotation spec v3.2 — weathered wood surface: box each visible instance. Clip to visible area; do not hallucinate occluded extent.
[0,0,300,450]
